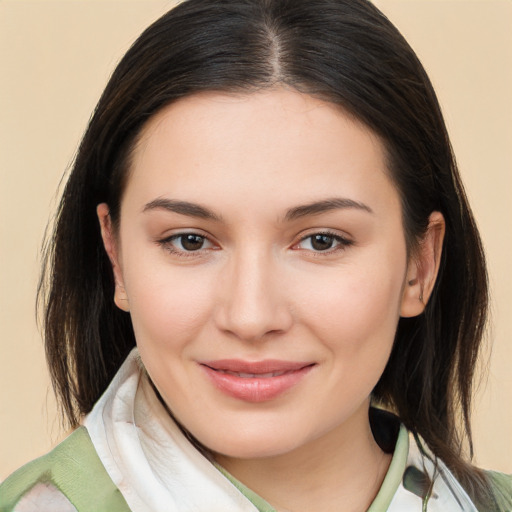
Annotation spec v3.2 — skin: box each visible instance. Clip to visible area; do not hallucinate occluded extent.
[98,88,445,512]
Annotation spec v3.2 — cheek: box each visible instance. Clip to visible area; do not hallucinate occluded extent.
[309,269,403,322]
[295,254,406,354]
[122,256,216,352]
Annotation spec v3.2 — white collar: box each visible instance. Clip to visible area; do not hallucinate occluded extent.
[84,348,478,512]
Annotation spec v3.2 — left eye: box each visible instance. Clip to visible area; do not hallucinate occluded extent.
[165,233,213,252]
[295,233,351,252]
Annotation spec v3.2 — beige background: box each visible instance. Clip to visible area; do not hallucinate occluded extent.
[0,0,510,480]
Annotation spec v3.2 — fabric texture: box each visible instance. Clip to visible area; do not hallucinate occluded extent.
[0,427,129,512]
[1,348,511,511]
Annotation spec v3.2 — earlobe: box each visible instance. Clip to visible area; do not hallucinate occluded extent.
[97,203,130,312]
[400,211,445,318]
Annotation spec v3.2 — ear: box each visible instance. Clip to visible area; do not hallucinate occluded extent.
[97,203,130,312]
[400,211,445,318]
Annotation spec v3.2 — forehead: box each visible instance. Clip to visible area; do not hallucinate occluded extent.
[124,88,399,218]
[135,88,381,159]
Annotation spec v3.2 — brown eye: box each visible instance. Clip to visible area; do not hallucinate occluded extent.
[159,233,214,254]
[174,234,207,251]
[310,234,335,251]
[294,232,353,253]
[179,234,206,251]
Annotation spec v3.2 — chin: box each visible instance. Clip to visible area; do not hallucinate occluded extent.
[199,426,311,461]
[211,442,296,461]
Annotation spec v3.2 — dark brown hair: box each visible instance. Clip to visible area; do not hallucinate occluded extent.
[40,0,489,501]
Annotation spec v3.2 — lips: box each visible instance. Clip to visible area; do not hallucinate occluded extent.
[218,370,290,378]
[199,359,315,402]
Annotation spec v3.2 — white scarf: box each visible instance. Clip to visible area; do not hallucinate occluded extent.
[389,431,478,511]
[84,349,479,512]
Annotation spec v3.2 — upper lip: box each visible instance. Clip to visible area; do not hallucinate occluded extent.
[200,359,315,374]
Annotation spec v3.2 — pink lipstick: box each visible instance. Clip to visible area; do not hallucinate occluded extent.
[199,359,315,402]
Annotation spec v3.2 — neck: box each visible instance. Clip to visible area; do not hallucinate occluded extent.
[214,403,392,512]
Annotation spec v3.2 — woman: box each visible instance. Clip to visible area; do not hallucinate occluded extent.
[1,0,510,510]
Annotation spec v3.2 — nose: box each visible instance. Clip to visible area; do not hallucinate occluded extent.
[214,248,293,342]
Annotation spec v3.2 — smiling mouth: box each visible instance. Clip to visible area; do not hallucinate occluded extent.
[199,360,315,402]
[213,369,296,378]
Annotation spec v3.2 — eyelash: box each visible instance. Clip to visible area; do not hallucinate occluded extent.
[293,231,354,255]
[157,233,215,257]
[156,230,354,258]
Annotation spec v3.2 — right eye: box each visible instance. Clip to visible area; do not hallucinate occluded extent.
[158,233,215,255]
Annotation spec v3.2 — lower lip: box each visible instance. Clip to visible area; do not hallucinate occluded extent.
[200,365,314,403]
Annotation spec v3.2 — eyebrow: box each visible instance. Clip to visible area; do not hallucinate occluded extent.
[284,198,373,221]
[143,198,222,221]
[142,196,373,222]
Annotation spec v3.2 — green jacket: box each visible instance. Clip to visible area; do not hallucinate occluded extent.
[0,428,129,512]
[1,427,511,512]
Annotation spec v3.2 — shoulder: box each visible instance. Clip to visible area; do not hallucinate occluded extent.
[484,470,512,512]
[0,427,130,512]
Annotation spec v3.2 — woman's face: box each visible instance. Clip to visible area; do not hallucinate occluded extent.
[99,89,425,459]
